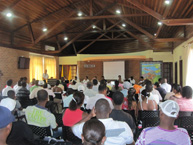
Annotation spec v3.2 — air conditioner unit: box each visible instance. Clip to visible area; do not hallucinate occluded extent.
[45,45,55,51]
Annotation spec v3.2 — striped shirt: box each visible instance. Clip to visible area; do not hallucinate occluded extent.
[136,126,191,145]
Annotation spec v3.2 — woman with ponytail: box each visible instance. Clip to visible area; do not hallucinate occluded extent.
[82,119,106,145]
[63,91,95,127]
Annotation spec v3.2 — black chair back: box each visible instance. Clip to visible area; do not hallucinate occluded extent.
[18,97,37,108]
[54,113,63,127]
[62,126,81,144]
[28,125,51,138]
[142,117,160,128]
[179,111,193,117]
[54,93,62,99]
[138,110,159,121]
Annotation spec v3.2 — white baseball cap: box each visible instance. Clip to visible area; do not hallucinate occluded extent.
[38,80,45,86]
[0,98,16,111]
[159,100,179,118]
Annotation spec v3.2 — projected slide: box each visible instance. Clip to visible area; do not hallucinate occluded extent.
[103,61,125,80]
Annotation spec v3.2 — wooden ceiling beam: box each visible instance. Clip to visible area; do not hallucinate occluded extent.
[161,19,193,26]
[58,19,102,53]
[77,21,121,54]
[27,23,35,44]
[56,36,61,50]
[155,38,187,42]
[127,0,163,20]
[72,43,77,55]
[76,38,135,42]
[90,0,93,16]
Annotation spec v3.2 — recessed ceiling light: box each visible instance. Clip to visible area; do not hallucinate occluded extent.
[64,37,68,41]
[116,9,121,14]
[6,12,12,17]
[122,23,126,27]
[165,0,170,5]
[92,25,96,29]
[154,33,157,36]
[42,28,47,32]
[77,12,83,17]
[158,22,162,26]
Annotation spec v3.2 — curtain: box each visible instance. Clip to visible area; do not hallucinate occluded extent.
[68,66,72,81]
[30,55,43,82]
[44,57,56,79]
[61,65,64,77]
[185,44,193,88]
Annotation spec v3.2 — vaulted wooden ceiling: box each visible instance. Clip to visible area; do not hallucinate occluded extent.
[0,0,192,56]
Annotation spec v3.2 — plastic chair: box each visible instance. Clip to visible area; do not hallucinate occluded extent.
[28,125,51,138]
[54,93,62,99]
[18,97,37,108]
[179,111,193,117]
[62,126,82,144]
[138,110,159,121]
[54,113,63,127]
[142,117,160,128]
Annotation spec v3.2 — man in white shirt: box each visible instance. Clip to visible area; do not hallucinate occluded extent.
[84,82,97,98]
[86,84,114,110]
[82,76,89,85]
[42,69,49,81]
[29,80,44,99]
[43,83,55,99]
[72,99,134,145]
[2,79,14,96]
[92,79,99,92]
[161,78,171,93]
[129,76,135,85]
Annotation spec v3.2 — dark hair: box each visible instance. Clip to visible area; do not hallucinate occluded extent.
[35,80,39,86]
[56,80,60,86]
[112,92,124,105]
[7,79,13,86]
[7,90,15,99]
[154,82,160,88]
[37,90,48,102]
[127,88,136,109]
[43,83,48,88]
[23,77,27,81]
[158,78,162,82]
[18,80,22,87]
[173,84,182,93]
[66,88,74,96]
[145,81,153,92]
[182,86,193,99]
[83,119,105,145]
[118,75,121,77]
[72,80,77,85]
[140,76,144,79]
[130,76,133,80]
[98,84,107,92]
[87,82,93,89]
[95,99,110,115]
[93,79,98,86]
[69,91,84,110]
[115,80,119,90]
[100,79,106,85]
[141,89,150,98]
[21,81,26,88]
[86,76,88,79]
[75,76,77,79]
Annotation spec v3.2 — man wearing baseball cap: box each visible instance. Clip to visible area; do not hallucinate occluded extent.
[0,106,15,145]
[136,100,191,145]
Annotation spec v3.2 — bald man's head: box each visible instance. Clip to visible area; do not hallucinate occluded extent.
[37,90,48,102]
[95,99,111,118]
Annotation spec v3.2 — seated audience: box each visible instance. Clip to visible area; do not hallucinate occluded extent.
[23,77,29,90]
[136,100,191,144]
[26,90,61,137]
[2,79,14,96]
[169,84,182,101]
[73,99,134,145]
[68,80,77,90]
[16,81,30,98]
[29,78,36,89]
[138,89,158,111]
[138,76,144,85]
[63,88,75,108]
[82,119,106,145]
[30,80,39,93]
[92,79,99,92]
[154,82,167,100]
[14,80,22,94]
[61,77,68,91]
[84,82,97,98]
[86,84,114,110]
[129,76,135,85]
[29,80,44,99]
[62,92,94,127]
[83,76,89,85]
[0,106,15,145]
[53,80,63,93]
[121,81,132,97]
[122,88,137,112]
[118,75,124,83]
[161,78,171,93]
[176,86,193,111]
[111,80,122,92]
[43,83,55,99]
[110,92,136,133]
